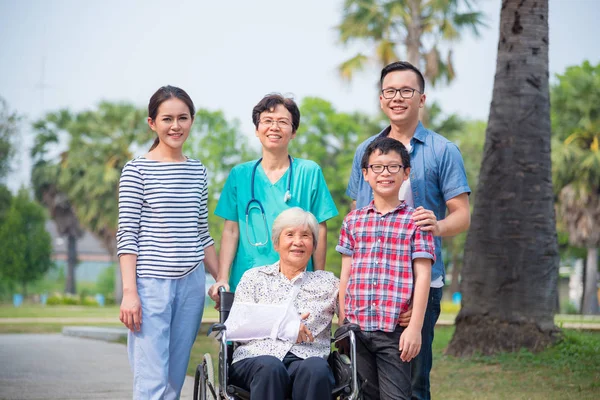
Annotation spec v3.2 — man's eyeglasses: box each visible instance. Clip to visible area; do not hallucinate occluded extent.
[260,118,292,129]
[367,164,404,174]
[381,87,421,99]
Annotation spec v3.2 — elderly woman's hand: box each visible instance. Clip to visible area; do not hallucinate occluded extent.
[296,312,314,343]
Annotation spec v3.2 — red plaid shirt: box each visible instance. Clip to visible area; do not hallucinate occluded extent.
[336,201,435,332]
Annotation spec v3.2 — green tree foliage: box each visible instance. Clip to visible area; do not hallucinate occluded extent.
[0,184,11,224]
[0,97,20,180]
[33,103,150,255]
[31,121,83,294]
[551,61,600,315]
[336,0,485,85]
[0,188,53,295]
[291,97,382,275]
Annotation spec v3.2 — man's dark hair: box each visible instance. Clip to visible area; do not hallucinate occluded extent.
[380,61,425,93]
[361,137,411,170]
[252,93,300,132]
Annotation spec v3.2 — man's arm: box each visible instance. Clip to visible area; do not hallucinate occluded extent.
[346,142,365,208]
[413,192,470,237]
[208,220,239,300]
[313,221,328,270]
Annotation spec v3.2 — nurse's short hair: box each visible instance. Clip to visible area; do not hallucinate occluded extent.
[271,207,319,253]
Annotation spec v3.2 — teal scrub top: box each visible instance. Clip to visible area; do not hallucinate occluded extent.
[215,157,338,292]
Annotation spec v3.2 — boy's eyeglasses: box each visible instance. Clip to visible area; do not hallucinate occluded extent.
[367,164,404,174]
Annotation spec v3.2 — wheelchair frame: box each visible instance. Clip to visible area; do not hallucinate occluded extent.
[194,291,361,400]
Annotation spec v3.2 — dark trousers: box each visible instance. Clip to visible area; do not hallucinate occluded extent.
[355,325,412,400]
[411,287,443,400]
[229,352,334,400]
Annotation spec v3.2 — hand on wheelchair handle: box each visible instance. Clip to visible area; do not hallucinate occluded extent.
[208,281,229,308]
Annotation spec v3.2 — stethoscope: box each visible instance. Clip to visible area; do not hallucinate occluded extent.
[245,155,293,247]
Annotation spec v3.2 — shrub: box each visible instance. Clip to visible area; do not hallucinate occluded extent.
[96,265,116,296]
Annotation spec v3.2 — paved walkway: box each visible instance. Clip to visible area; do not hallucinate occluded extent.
[0,334,195,400]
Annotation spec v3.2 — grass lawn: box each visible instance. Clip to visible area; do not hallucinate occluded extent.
[0,304,120,318]
[429,327,600,400]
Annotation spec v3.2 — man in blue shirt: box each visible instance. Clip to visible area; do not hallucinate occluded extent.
[346,61,471,400]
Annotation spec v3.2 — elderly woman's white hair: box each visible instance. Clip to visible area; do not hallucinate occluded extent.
[271,207,319,252]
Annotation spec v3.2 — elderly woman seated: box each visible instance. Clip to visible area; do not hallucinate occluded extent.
[220,207,339,400]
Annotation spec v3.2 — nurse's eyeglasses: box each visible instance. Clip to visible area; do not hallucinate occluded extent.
[259,118,292,129]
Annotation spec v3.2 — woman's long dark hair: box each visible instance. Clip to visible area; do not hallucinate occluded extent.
[148,85,195,151]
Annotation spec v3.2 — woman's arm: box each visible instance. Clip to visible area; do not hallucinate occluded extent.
[208,220,239,301]
[119,254,142,332]
[116,163,143,332]
[338,255,352,323]
[203,244,218,280]
[313,221,328,271]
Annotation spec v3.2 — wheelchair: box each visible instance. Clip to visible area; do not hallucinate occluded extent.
[194,290,362,400]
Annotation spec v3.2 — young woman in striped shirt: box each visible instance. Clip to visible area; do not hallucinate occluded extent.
[117,85,218,400]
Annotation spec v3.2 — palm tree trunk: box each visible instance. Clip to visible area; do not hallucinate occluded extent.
[406,0,422,67]
[65,234,77,294]
[446,0,560,356]
[582,247,599,315]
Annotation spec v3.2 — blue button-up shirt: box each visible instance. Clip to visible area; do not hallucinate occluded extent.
[346,122,470,282]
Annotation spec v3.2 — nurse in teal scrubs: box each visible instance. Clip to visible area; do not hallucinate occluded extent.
[208,94,338,295]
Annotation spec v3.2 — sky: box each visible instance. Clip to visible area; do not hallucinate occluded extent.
[1,0,599,191]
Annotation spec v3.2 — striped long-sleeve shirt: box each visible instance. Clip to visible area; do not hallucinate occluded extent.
[116,157,214,278]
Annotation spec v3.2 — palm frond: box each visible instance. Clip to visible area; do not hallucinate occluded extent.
[338,53,370,81]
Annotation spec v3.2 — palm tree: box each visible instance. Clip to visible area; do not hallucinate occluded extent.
[551,61,600,315]
[446,0,560,356]
[32,103,149,302]
[32,114,83,295]
[336,0,485,86]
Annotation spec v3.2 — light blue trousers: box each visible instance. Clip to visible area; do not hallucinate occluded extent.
[128,265,205,400]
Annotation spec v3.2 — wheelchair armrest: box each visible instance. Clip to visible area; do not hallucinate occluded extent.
[333,323,361,341]
[208,323,227,338]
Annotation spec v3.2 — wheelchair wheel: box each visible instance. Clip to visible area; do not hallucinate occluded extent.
[194,353,216,400]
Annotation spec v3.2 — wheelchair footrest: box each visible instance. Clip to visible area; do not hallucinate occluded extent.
[226,384,250,400]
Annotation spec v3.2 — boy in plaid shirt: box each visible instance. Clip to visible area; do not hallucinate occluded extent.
[337,137,435,400]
